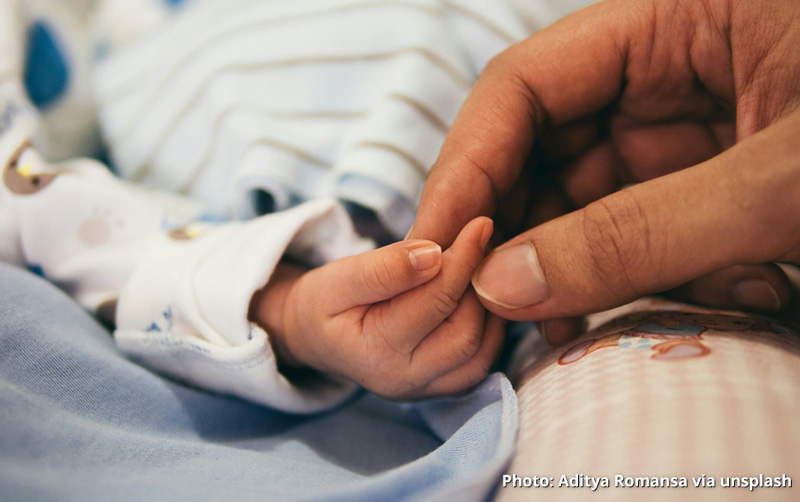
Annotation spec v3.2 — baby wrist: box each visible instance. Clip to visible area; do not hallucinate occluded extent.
[248,262,308,369]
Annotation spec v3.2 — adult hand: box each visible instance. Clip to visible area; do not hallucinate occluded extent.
[409,0,800,343]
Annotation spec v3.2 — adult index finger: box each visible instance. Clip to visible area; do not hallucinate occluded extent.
[408,0,635,246]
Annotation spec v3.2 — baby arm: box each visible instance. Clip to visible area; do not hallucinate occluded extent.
[249,217,504,400]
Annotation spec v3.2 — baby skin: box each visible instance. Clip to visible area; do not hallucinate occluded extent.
[248,217,503,400]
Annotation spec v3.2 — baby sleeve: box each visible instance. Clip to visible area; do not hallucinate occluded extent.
[114,199,368,413]
[0,99,366,413]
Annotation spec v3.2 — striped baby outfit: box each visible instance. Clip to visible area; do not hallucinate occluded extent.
[0,0,592,410]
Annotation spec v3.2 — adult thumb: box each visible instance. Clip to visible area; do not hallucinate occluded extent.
[470,113,800,321]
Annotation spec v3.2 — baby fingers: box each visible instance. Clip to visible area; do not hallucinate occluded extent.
[420,312,505,397]
[371,295,504,400]
[362,217,493,353]
[318,239,444,314]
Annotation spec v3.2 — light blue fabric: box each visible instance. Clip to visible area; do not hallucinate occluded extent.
[0,263,518,502]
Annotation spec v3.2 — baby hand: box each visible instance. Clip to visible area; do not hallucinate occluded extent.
[253,217,502,400]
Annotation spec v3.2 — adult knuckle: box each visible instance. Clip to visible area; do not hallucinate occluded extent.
[486,45,550,131]
[581,190,656,298]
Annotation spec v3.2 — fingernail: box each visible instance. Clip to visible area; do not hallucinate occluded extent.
[732,279,782,312]
[472,242,549,309]
[408,243,442,271]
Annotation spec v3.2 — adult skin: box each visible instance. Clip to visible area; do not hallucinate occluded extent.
[409,0,800,343]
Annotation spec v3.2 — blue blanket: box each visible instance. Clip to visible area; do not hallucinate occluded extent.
[0,263,517,501]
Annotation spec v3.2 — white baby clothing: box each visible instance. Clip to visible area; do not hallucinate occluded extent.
[0,0,593,411]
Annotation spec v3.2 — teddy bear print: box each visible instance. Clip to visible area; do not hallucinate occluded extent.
[558,311,776,365]
[3,140,63,195]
